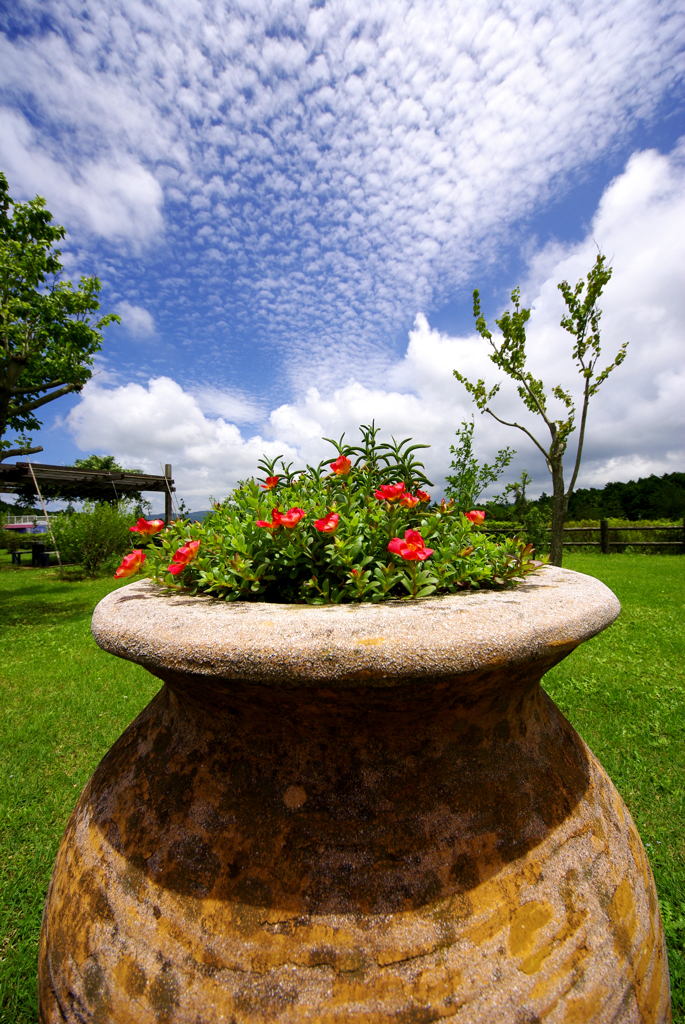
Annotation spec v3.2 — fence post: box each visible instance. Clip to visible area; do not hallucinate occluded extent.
[164,464,173,526]
[600,519,610,554]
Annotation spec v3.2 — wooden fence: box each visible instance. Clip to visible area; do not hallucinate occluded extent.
[483,520,685,553]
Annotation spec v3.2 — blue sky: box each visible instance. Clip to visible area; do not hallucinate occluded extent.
[1,0,684,507]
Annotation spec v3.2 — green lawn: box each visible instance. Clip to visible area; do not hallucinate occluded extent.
[0,553,683,1022]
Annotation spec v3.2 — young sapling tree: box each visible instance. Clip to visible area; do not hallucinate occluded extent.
[444,419,515,511]
[453,254,627,565]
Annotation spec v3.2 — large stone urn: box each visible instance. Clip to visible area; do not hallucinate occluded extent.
[39,567,670,1023]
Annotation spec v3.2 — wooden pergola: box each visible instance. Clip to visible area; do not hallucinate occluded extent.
[0,461,176,524]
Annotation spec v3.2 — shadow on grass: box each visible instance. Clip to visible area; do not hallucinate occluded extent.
[0,568,121,630]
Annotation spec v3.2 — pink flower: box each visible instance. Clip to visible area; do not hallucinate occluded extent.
[387,529,433,562]
[399,493,419,509]
[130,518,164,536]
[257,508,306,530]
[415,490,431,503]
[314,512,340,533]
[114,550,146,578]
[465,510,486,525]
[375,482,406,503]
[261,476,280,490]
[168,539,201,575]
[330,455,352,475]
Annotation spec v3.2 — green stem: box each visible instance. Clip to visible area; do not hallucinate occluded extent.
[409,562,418,599]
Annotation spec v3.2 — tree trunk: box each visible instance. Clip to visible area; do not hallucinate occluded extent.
[549,458,568,566]
[0,356,27,448]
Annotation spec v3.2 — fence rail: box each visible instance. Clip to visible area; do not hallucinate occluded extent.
[483,519,685,552]
[4,515,52,526]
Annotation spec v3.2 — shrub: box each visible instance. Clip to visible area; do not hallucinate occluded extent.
[522,506,550,555]
[51,501,137,575]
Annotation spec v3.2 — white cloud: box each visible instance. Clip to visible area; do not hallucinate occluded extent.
[66,376,298,506]
[65,143,685,508]
[1,0,684,365]
[0,108,164,247]
[191,386,264,424]
[116,301,156,338]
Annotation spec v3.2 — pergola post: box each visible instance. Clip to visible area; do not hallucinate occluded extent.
[164,464,173,525]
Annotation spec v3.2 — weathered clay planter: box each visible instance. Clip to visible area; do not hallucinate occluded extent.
[39,567,670,1023]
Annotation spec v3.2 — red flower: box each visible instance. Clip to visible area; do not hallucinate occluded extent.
[261,476,280,490]
[465,510,486,525]
[277,507,306,528]
[375,482,406,503]
[168,539,201,575]
[399,493,419,508]
[415,490,431,503]
[314,512,340,533]
[330,455,352,475]
[387,529,433,561]
[257,507,306,530]
[256,509,279,530]
[130,517,164,536]
[114,549,146,578]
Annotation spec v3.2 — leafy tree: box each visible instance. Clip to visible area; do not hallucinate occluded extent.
[0,172,119,461]
[444,419,515,510]
[502,468,532,511]
[453,254,627,565]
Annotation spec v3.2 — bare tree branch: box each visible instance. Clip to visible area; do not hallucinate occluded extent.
[9,380,68,396]
[0,444,43,462]
[9,383,79,418]
[485,409,550,462]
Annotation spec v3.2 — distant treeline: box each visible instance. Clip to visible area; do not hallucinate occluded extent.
[564,472,685,521]
[486,472,685,522]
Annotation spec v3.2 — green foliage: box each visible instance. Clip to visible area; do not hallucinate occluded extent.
[144,424,543,603]
[567,472,685,521]
[0,528,33,555]
[50,501,137,575]
[562,519,683,554]
[502,468,532,509]
[461,256,621,460]
[521,506,549,555]
[0,172,119,458]
[454,254,625,565]
[444,420,515,510]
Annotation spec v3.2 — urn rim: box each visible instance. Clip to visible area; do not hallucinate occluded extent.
[91,566,620,688]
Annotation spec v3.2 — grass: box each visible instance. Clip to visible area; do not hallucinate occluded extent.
[0,552,683,1021]
[0,556,160,1021]
[543,554,685,1020]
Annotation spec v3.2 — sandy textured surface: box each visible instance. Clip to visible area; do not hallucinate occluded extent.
[40,568,670,1023]
[91,566,621,685]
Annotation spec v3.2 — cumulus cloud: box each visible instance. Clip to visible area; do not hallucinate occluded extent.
[66,377,298,505]
[1,0,684,374]
[64,143,685,508]
[0,108,164,246]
